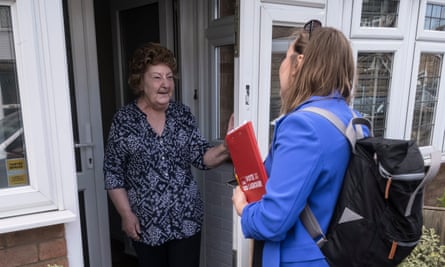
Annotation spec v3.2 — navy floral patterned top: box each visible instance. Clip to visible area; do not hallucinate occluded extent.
[103,100,211,246]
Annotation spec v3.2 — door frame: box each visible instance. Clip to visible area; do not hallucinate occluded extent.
[65,0,111,265]
[110,0,175,108]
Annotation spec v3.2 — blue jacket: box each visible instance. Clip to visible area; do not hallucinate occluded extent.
[240,96,365,266]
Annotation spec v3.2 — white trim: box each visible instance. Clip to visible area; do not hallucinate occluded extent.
[0,0,83,264]
[351,40,409,139]
[416,0,445,42]
[405,41,445,152]
[0,0,79,217]
[257,4,325,157]
[207,15,235,139]
[0,210,76,233]
[235,2,261,265]
[178,0,199,114]
[350,0,412,39]
[260,0,326,8]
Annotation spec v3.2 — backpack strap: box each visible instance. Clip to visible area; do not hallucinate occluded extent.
[404,150,441,216]
[299,106,371,247]
[302,107,372,153]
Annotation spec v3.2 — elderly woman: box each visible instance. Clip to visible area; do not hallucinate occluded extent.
[104,42,232,267]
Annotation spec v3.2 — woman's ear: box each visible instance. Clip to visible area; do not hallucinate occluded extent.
[291,54,304,76]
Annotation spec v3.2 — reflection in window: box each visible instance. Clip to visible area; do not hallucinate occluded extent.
[215,0,236,19]
[360,0,399,27]
[270,52,283,142]
[217,45,234,138]
[355,53,394,137]
[411,53,441,146]
[0,6,29,188]
[424,3,445,31]
[270,26,300,143]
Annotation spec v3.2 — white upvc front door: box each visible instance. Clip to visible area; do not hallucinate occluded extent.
[65,0,111,266]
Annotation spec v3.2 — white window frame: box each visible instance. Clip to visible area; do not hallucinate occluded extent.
[350,0,411,39]
[260,0,326,8]
[206,15,235,140]
[0,0,77,231]
[416,0,445,41]
[257,3,325,156]
[351,40,410,139]
[405,41,445,155]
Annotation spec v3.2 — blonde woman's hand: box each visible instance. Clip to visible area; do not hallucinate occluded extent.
[232,186,248,216]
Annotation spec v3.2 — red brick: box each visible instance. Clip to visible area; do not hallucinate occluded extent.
[0,235,5,249]
[24,257,68,267]
[39,238,67,261]
[0,244,38,266]
[5,225,64,247]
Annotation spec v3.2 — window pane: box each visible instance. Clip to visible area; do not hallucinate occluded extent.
[217,45,234,138]
[0,6,29,188]
[270,26,301,143]
[411,53,442,146]
[360,0,399,27]
[215,0,236,19]
[424,3,445,31]
[355,53,394,137]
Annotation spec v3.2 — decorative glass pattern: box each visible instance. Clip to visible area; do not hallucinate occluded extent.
[355,52,394,137]
[0,6,28,188]
[360,0,400,27]
[411,53,442,146]
[424,3,445,31]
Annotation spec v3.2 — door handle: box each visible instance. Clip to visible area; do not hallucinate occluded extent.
[74,143,94,148]
[74,143,94,169]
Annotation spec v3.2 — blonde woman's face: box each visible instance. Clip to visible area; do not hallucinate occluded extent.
[279,41,303,99]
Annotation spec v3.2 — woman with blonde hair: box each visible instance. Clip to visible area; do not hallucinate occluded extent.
[232,27,367,267]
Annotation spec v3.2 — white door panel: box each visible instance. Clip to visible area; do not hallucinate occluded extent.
[66,0,111,266]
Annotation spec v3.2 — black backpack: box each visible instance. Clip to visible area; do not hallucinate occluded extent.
[300,107,441,267]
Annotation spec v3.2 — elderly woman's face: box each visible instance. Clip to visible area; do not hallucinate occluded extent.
[140,64,174,109]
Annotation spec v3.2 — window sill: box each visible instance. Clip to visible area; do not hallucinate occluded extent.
[0,210,76,234]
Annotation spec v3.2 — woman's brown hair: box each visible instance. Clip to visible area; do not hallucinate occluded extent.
[281,27,355,114]
[127,42,177,96]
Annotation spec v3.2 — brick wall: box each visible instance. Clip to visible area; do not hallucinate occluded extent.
[203,162,234,267]
[0,224,68,267]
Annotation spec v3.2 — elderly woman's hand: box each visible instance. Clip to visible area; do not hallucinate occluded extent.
[232,186,248,216]
[226,113,234,134]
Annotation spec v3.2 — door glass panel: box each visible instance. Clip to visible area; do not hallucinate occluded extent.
[0,6,29,188]
[217,45,234,138]
[354,52,394,137]
[215,0,236,19]
[270,26,300,143]
[360,0,400,27]
[424,3,445,31]
[411,53,442,146]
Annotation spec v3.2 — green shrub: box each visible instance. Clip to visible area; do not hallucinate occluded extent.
[437,191,445,207]
[398,226,445,267]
